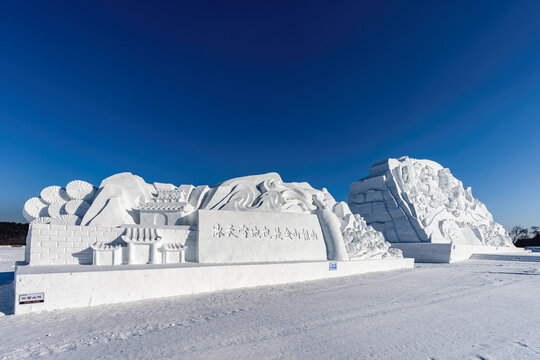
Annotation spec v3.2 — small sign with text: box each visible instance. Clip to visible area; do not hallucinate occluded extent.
[19,293,44,305]
[329,262,337,271]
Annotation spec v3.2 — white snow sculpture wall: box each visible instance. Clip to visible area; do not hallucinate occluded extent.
[348,157,512,247]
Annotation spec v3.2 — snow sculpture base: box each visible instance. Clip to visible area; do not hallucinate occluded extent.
[14,258,413,314]
[391,243,526,263]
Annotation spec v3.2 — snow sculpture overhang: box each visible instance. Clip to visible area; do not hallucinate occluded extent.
[348,157,512,247]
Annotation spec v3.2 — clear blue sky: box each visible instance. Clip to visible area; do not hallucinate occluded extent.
[1,1,539,229]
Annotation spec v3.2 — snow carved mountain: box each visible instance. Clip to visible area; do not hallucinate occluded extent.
[348,157,512,247]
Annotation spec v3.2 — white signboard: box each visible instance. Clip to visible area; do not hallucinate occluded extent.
[19,293,44,305]
[198,210,328,263]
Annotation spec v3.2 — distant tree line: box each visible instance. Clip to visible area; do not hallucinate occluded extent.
[0,222,28,246]
[510,226,540,247]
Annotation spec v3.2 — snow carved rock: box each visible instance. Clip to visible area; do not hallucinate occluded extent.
[348,157,512,247]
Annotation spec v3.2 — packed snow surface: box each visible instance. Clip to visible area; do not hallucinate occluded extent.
[1,247,539,359]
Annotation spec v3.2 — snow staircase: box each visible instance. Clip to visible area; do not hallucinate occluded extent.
[469,253,540,263]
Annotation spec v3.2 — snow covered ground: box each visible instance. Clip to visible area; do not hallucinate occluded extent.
[0,247,539,359]
[0,246,24,272]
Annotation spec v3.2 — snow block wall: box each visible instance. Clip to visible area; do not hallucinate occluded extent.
[25,224,197,266]
[25,224,122,265]
[348,157,512,247]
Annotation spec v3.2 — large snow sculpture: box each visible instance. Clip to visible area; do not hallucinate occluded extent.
[23,172,401,267]
[19,172,414,314]
[76,171,400,261]
[348,157,512,247]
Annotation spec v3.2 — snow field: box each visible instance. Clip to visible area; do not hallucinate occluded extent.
[0,247,539,359]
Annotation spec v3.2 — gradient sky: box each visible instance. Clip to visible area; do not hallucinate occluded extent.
[1,1,539,229]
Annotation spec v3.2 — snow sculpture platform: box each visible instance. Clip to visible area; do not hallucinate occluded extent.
[392,243,526,263]
[348,157,517,262]
[14,258,413,314]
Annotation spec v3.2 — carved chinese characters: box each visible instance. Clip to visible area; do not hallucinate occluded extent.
[198,210,327,263]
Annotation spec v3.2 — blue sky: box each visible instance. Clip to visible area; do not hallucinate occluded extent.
[1,1,539,229]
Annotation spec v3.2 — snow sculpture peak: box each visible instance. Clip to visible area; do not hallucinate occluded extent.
[348,157,512,247]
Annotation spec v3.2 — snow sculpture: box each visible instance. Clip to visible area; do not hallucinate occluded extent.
[30,217,51,224]
[77,172,398,262]
[139,183,194,226]
[23,197,49,222]
[313,196,349,261]
[24,172,401,268]
[91,242,124,266]
[18,172,417,314]
[40,186,69,204]
[66,180,96,202]
[348,157,512,247]
[47,202,67,219]
[80,173,155,226]
[22,180,97,223]
[65,200,91,217]
[333,202,402,259]
[193,172,400,260]
[50,214,81,225]
[122,227,163,265]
